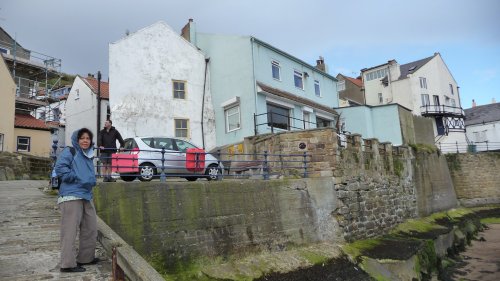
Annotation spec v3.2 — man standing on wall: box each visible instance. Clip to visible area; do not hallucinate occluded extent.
[98,119,124,182]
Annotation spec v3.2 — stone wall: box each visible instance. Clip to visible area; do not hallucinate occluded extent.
[333,136,417,241]
[94,178,342,267]
[0,152,51,180]
[413,150,458,216]
[446,152,500,206]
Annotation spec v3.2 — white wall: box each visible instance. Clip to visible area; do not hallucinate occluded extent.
[466,121,500,151]
[65,77,104,146]
[109,21,216,150]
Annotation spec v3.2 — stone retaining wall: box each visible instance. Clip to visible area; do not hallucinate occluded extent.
[0,152,51,180]
[446,152,500,206]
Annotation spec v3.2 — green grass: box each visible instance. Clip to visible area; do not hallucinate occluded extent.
[480,217,500,224]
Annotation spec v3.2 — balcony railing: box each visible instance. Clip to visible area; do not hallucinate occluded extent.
[420,105,464,117]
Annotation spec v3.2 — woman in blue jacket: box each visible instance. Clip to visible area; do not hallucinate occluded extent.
[55,128,99,272]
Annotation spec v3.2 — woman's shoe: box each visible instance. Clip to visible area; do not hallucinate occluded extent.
[60,266,86,272]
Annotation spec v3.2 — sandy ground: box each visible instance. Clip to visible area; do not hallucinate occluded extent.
[450,223,500,281]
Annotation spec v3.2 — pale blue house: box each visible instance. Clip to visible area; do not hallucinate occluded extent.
[182,20,339,147]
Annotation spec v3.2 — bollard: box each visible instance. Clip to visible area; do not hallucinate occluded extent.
[160,147,166,182]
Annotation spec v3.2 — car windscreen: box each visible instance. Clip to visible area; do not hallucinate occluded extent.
[141,138,174,150]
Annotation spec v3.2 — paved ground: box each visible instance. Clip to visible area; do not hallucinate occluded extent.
[0,180,112,281]
[449,223,500,281]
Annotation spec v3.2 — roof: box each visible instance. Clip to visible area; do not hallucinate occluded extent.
[14,114,50,130]
[82,76,109,99]
[343,75,363,88]
[256,82,338,115]
[464,103,500,126]
[398,55,434,79]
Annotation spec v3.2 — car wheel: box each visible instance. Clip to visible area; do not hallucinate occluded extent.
[139,163,155,182]
[120,175,136,182]
[205,164,222,181]
[185,177,198,182]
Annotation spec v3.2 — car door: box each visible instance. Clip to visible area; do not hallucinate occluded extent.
[152,138,184,175]
[171,139,198,175]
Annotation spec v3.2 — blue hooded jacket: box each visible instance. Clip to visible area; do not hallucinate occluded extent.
[55,130,96,201]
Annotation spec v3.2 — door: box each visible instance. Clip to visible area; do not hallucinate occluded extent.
[433,95,440,112]
[436,117,445,135]
[172,139,198,175]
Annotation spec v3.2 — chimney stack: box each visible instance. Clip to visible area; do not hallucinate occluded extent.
[472,99,476,107]
[315,56,326,72]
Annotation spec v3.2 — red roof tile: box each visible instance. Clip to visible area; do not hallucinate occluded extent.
[344,76,363,88]
[82,77,109,99]
[15,114,50,130]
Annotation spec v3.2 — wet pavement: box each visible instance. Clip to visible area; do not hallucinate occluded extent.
[448,223,500,281]
[0,180,111,280]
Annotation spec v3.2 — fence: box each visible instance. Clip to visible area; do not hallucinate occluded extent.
[254,111,327,135]
[437,141,500,154]
[51,145,311,182]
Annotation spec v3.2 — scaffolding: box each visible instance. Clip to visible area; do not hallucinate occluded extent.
[1,34,65,122]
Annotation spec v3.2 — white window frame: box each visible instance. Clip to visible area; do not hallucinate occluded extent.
[17,136,31,152]
[225,105,241,133]
[337,80,345,91]
[294,70,304,90]
[314,80,321,97]
[421,94,430,106]
[174,118,189,138]
[419,77,427,89]
[173,80,186,99]
[303,112,311,129]
[271,60,281,81]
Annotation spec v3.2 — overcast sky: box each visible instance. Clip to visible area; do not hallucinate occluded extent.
[2,0,499,108]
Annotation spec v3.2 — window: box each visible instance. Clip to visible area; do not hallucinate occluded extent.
[39,111,46,120]
[225,105,240,132]
[473,130,487,142]
[267,103,290,130]
[303,112,311,129]
[75,89,80,100]
[314,80,321,96]
[174,119,189,138]
[52,108,61,121]
[421,94,430,106]
[365,68,388,81]
[17,136,30,152]
[271,60,281,80]
[173,139,197,153]
[106,105,111,120]
[449,84,454,95]
[294,70,303,90]
[316,117,331,128]
[378,93,383,104]
[173,81,186,99]
[0,133,4,151]
[451,99,456,107]
[0,47,9,54]
[419,77,427,89]
[337,80,345,91]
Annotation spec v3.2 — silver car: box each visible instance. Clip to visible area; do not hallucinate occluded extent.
[117,137,223,182]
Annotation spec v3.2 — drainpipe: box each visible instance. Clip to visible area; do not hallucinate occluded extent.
[201,58,209,149]
[96,71,102,143]
[251,38,258,134]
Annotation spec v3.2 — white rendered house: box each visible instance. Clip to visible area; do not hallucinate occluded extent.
[361,53,466,151]
[109,21,216,150]
[64,75,110,146]
[465,102,500,152]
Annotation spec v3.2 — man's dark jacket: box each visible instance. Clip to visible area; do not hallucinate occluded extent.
[98,126,125,153]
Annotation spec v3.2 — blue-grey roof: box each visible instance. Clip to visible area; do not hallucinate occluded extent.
[464,103,500,126]
[398,55,434,80]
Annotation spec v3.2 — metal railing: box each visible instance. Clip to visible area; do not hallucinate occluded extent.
[254,111,329,135]
[420,104,464,117]
[437,141,500,153]
[51,144,311,182]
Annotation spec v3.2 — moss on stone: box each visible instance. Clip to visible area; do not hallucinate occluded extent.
[392,158,404,177]
[445,153,461,171]
[342,239,381,259]
[409,143,438,154]
[480,217,500,224]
